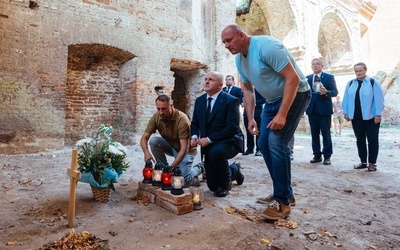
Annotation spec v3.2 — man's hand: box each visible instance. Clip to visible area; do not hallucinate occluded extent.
[190,138,199,147]
[267,113,287,130]
[319,86,328,95]
[197,138,210,147]
[144,153,154,163]
[247,119,259,135]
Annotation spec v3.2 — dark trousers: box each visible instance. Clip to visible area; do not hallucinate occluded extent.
[244,115,261,151]
[203,143,240,191]
[308,114,332,159]
[351,118,380,164]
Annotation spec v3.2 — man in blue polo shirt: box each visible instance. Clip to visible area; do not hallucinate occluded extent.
[221,24,311,220]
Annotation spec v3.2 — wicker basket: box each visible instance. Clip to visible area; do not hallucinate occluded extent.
[90,185,110,203]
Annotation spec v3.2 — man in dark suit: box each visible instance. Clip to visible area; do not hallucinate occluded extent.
[306,58,338,165]
[243,88,266,156]
[222,75,243,103]
[191,71,245,197]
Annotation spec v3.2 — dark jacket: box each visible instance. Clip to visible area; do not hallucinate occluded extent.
[191,91,244,151]
[306,72,338,116]
[243,89,266,118]
[223,85,243,104]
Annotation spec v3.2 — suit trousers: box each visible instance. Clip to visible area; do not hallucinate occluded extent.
[244,115,261,151]
[308,114,333,158]
[258,91,311,205]
[203,143,240,191]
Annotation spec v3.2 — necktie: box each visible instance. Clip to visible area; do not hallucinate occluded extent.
[313,75,320,91]
[206,97,212,119]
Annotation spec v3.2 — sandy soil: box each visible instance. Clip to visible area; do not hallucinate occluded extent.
[1,126,400,250]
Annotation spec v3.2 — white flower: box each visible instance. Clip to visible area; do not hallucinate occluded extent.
[109,144,124,155]
[113,142,128,154]
[75,138,93,146]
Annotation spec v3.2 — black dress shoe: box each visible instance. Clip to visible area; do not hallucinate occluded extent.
[214,187,228,197]
[242,149,254,155]
[234,161,244,185]
[323,158,331,165]
[310,157,322,163]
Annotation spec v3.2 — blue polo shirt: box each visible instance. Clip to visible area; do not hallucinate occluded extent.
[236,36,309,103]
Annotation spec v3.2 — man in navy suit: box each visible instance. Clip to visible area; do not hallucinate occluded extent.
[223,75,243,104]
[191,71,245,197]
[243,88,266,156]
[306,58,338,165]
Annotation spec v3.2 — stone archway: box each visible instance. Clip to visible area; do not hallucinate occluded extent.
[318,12,352,69]
[235,0,302,55]
[66,44,136,144]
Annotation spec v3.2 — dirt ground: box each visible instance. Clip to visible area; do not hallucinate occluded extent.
[1,126,400,250]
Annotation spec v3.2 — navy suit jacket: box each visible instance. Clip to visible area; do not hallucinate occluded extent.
[191,91,244,152]
[223,86,243,104]
[306,72,338,116]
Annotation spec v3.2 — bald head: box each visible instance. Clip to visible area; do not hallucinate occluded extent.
[204,71,224,96]
[221,24,250,56]
[222,24,243,34]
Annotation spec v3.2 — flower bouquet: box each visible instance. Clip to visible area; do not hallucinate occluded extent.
[75,125,130,195]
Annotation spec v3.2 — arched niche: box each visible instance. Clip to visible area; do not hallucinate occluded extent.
[236,0,301,51]
[318,12,353,69]
[66,43,136,144]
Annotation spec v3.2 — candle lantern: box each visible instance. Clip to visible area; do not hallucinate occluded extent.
[190,186,204,210]
[171,167,184,195]
[142,159,153,183]
[161,165,172,190]
[152,162,164,186]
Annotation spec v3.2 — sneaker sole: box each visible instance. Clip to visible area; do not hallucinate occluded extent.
[257,198,272,204]
[260,213,290,221]
[257,198,296,206]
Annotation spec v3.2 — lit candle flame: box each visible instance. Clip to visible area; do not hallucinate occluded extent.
[193,194,200,204]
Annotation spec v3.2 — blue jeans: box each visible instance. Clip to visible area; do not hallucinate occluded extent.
[149,136,202,187]
[258,91,311,205]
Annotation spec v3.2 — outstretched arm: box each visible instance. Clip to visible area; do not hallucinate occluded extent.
[140,132,155,162]
[242,83,258,135]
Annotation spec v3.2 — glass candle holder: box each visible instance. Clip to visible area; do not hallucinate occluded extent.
[171,167,184,195]
[152,162,164,186]
[161,165,172,190]
[142,159,153,184]
[190,186,204,210]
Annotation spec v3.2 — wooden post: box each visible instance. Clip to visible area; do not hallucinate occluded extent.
[67,149,81,228]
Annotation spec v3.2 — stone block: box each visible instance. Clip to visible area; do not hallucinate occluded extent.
[155,196,193,215]
[137,182,193,215]
[137,189,156,203]
[154,188,192,205]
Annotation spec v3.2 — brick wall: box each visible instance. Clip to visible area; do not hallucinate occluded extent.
[0,0,237,154]
[3,0,395,154]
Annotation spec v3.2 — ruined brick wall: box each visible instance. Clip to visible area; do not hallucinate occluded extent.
[3,0,396,154]
[0,0,236,154]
